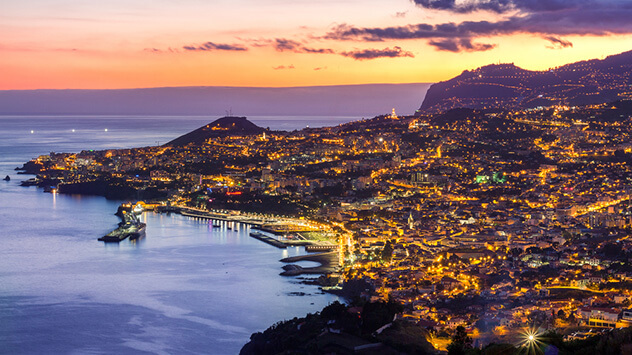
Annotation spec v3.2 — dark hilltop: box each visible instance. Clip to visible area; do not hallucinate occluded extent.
[167,116,267,146]
[419,49,632,113]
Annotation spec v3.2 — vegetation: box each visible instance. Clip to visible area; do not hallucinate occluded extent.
[240,300,432,355]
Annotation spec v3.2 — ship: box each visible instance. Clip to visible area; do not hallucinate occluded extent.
[98,212,146,242]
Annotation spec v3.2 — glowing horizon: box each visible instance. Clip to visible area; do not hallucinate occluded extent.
[2,0,631,90]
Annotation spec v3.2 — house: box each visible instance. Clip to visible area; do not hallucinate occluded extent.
[441,276,460,289]
[447,317,467,328]
[587,308,620,328]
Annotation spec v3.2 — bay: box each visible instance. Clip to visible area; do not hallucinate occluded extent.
[0,115,348,354]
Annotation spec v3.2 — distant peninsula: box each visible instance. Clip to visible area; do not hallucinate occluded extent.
[0,83,431,117]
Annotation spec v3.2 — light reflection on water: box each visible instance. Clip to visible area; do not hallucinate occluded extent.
[0,115,342,355]
[0,188,338,354]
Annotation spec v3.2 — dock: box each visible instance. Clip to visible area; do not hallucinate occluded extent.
[249,231,287,249]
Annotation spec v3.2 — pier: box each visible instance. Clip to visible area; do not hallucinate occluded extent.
[249,232,287,249]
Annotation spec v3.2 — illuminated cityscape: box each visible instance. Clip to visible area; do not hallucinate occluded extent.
[18,98,632,353]
[4,0,632,353]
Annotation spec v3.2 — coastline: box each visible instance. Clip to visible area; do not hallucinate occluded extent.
[0,115,350,355]
[280,252,340,276]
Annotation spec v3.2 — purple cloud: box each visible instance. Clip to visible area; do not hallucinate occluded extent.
[272,64,296,70]
[429,38,496,52]
[411,0,592,14]
[340,46,414,60]
[325,9,632,40]
[274,38,301,52]
[183,42,247,52]
[273,38,334,54]
[324,1,632,53]
[544,36,573,49]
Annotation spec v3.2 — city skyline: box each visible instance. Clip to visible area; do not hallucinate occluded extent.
[2,0,632,90]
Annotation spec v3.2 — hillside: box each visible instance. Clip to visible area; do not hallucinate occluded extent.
[419,50,632,113]
[166,116,266,146]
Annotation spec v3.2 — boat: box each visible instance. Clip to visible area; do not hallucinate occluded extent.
[128,223,147,240]
[99,212,146,242]
[20,178,38,186]
[3,175,9,181]
[132,204,144,215]
[212,224,221,228]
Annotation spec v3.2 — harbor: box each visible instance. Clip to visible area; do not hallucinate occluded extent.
[110,202,343,276]
[149,204,339,250]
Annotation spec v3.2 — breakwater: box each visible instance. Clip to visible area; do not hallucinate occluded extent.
[279,252,339,276]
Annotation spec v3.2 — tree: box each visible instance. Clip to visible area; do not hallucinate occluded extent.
[447,325,473,355]
[510,248,523,257]
[381,240,394,263]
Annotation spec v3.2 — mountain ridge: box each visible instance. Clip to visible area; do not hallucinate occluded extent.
[419,49,632,113]
[166,116,266,146]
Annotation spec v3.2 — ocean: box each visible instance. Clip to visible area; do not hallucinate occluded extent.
[0,115,351,354]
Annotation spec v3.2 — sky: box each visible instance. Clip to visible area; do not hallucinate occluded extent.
[2,0,632,90]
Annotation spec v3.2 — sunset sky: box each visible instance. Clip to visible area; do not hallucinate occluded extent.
[2,0,632,89]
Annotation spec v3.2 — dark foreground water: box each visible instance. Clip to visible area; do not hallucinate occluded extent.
[0,115,348,354]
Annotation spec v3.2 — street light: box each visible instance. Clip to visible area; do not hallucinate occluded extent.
[520,327,543,355]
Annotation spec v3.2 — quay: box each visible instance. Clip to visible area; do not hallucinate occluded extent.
[249,231,287,249]
[253,225,315,235]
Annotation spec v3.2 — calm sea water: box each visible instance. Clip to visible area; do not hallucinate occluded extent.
[0,115,348,354]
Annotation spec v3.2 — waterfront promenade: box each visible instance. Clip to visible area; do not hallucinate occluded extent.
[137,204,340,251]
[173,205,323,234]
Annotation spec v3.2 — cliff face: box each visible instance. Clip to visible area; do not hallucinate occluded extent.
[166,116,266,146]
[419,49,632,113]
